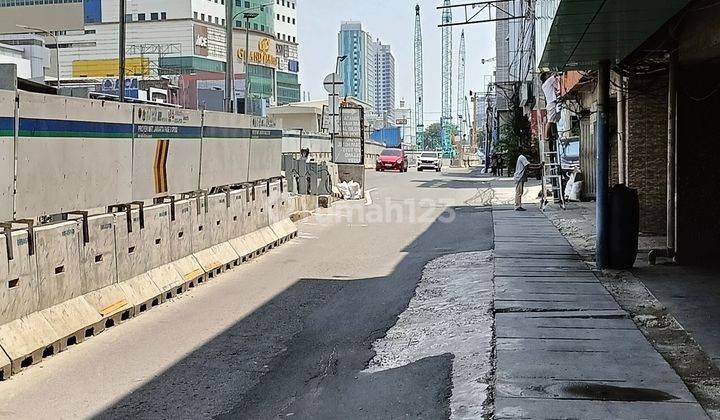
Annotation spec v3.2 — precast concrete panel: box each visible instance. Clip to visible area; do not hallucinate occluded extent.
[169,199,194,262]
[0,231,40,325]
[34,221,83,311]
[268,180,282,225]
[253,183,270,231]
[0,90,14,222]
[132,105,202,200]
[205,193,229,246]
[200,111,252,189]
[14,92,134,219]
[80,214,117,295]
[142,204,172,271]
[114,209,147,283]
[190,196,210,253]
[247,130,282,182]
[227,189,248,240]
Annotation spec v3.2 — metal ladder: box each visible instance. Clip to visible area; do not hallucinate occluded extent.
[540,150,566,211]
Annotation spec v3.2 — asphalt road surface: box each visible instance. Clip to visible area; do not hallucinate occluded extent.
[0,168,493,420]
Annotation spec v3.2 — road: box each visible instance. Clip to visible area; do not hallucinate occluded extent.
[0,168,495,419]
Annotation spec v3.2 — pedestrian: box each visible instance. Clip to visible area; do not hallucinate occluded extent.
[497,155,505,177]
[513,154,541,211]
[490,153,498,176]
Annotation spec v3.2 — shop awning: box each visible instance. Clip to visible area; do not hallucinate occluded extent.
[539,0,692,70]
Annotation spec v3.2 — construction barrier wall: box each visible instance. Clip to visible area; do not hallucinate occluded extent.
[0,85,305,380]
[1,89,282,221]
[0,90,14,222]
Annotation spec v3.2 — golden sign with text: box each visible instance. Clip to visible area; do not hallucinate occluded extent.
[237,38,279,67]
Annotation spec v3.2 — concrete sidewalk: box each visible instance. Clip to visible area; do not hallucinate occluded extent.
[492,205,708,419]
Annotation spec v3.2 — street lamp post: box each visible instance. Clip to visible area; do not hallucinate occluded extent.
[17,25,61,88]
[225,3,270,114]
[243,12,259,115]
[332,55,347,145]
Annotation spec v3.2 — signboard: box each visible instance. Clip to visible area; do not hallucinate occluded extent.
[332,106,365,165]
[194,24,209,57]
[236,38,279,67]
[323,73,344,94]
[100,77,139,98]
[396,118,408,125]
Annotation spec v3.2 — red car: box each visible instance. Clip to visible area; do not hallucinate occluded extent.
[376,148,408,172]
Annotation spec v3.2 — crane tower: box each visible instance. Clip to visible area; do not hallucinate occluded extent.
[440,0,454,156]
[414,4,425,151]
[456,30,466,143]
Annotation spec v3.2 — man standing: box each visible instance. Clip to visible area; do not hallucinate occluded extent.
[513,154,541,211]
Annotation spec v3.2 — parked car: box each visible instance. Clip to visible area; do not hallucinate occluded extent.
[376,148,408,172]
[417,151,443,172]
[557,137,580,175]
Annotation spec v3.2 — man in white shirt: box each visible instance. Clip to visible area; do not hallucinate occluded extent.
[513,154,541,211]
[541,73,561,142]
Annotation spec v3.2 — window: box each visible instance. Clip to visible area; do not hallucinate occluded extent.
[138,13,146,21]
[245,1,250,6]
[201,13,205,20]
[161,12,167,20]
[151,12,159,20]
[277,13,280,20]
[292,18,295,24]
[194,11,198,19]
[215,17,219,24]
[293,36,296,43]
[253,23,258,30]
[282,16,285,22]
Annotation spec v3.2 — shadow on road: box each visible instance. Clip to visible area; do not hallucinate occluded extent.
[95,206,492,420]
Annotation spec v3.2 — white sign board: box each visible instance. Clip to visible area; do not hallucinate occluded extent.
[333,138,363,164]
[332,106,364,165]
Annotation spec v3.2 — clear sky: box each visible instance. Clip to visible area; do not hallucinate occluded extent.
[297,0,497,125]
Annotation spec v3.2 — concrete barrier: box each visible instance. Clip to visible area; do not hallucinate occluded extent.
[34,221,84,311]
[39,296,101,352]
[169,199,204,288]
[0,312,60,374]
[142,204,172,272]
[114,209,147,283]
[0,89,14,222]
[82,283,133,332]
[0,349,10,380]
[0,230,40,326]
[205,194,229,247]
[79,214,117,295]
[227,188,249,240]
[118,273,163,314]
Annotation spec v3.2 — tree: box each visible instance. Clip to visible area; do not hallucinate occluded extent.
[423,122,458,150]
[495,106,537,172]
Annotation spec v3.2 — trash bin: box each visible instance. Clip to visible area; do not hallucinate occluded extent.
[608,184,639,269]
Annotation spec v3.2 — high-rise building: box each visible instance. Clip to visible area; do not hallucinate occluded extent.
[273,0,300,105]
[338,22,376,109]
[374,39,395,122]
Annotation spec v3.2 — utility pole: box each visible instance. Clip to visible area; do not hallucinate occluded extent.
[414,4,425,151]
[471,92,478,150]
[118,0,126,102]
[225,0,234,113]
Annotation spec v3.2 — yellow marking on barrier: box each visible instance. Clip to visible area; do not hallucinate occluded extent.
[208,261,222,271]
[183,268,204,281]
[100,300,129,317]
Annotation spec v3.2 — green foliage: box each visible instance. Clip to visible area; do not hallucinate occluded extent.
[495,107,537,172]
[424,122,459,150]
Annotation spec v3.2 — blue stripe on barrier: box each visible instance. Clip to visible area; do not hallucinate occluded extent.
[19,118,133,138]
[0,116,15,133]
[203,126,282,139]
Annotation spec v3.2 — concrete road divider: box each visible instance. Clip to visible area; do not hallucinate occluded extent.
[82,283,133,332]
[0,349,10,380]
[114,209,148,283]
[142,204,172,272]
[80,214,118,295]
[227,189,248,240]
[0,230,40,326]
[206,194,229,246]
[147,264,186,301]
[117,273,163,314]
[39,296,101,352]
[190,196,210,253]
[169,199,205,288]
[34,221,84,311]
[0,312,61,374]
